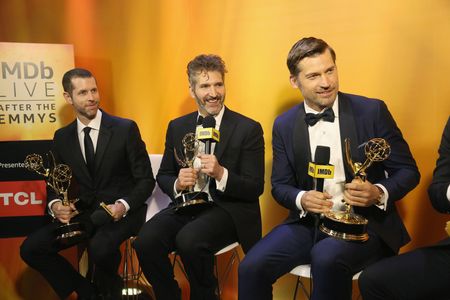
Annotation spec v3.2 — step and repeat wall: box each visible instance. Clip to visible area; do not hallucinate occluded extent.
[0,43,74,237]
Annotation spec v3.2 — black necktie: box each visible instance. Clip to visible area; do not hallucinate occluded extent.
[83,127,95,176]
[304,107,335,126]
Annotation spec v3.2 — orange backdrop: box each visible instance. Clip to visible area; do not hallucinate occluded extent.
[1,1,450,299]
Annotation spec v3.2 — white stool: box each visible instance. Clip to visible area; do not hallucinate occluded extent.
[290,264,362,300]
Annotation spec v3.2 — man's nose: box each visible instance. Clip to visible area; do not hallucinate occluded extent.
[319,75,331,87]
[209,87,218,98]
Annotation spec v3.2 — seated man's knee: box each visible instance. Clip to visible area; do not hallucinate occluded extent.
[239,251,269,280]
[133,228,165,258]
[19,237,34,264]
[174,232,198,257]
[310,244,344,271]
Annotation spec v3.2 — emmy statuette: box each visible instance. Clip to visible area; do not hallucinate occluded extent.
[173,133,210,213]
[24,153,86,245]
[319,138,391,241]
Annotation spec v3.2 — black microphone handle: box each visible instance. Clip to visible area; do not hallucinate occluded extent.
[205,140,211,155]
[316,177,325,193]
[314,145,330,193]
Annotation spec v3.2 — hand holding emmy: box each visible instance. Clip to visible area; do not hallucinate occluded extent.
[319,138,391,242]
[24,152,86,245]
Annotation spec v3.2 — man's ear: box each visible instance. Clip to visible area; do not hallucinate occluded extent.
[189,85,195,99]
[289,75,299,89]
[63,92,73,104]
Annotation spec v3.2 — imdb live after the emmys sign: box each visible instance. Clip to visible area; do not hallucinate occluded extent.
[0,42,74,141]
[0,61,57,124]
[0,43,73,237]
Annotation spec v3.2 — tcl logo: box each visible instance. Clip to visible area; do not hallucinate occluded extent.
[0,180,46,217]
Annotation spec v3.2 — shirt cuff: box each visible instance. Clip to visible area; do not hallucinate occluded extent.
[446,184,450,203]
[48,198,62,217]
[173,179,183,198]
[296,191,308,217]
[374,184,389,210]
[115,199,130,216]
[215,167,228,192]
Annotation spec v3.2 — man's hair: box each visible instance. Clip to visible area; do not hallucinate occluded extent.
[187,54,227,87]
[287,37,336,76]
[62,68,94,95]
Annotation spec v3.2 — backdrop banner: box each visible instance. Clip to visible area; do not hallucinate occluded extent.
[0,42,74,237]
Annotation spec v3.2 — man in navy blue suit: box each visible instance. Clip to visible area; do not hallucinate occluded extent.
[359,116,450,300]
[238,37,420,299]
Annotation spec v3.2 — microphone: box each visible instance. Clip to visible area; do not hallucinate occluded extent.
[308,146,334,192]
[197,115,220,154]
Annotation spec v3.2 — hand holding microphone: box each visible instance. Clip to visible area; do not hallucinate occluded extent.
[301,146,334,213]
[197,116,224,180]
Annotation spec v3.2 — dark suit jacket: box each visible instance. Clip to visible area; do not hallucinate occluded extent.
[49,110,155,227]
[156,107,265,253]
[271,92,420,253]
[428,116,450,246]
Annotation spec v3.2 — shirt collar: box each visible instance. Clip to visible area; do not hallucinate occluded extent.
[198,105,225,129]
[77,109,102,134]
[304,95,339,118]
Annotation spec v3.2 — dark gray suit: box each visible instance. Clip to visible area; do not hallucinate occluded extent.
[359,116,450,300]
[20,111,154,299]
[134,106,264,300]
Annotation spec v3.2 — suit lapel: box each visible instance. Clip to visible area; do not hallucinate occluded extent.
[338,93,359,182]
[214,107,235,161]
[66,121,92,180]
[293,103,313,189]
[95,112,113,175]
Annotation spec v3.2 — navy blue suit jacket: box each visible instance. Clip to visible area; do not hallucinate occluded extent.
[271,92,420,253]
[156,107,265,253]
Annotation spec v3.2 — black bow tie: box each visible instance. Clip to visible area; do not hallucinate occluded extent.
[304,107,335,126]
[197,115,204,126]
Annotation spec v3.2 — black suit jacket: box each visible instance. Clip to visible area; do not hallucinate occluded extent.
[428,116,450,246]
[156,107,265,252]
[271,92,420,253]
[49,110,155,227]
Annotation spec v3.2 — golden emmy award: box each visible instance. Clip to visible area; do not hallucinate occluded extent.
[24,152,85,244]
[319,138,391,241]
[173,133,210,213]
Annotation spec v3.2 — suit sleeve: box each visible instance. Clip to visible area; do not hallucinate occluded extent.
[217,121,265,202]
[428,116,450,213]
[156,120,179,200]
[371,101,420,210]
[125,121,155,210]
[271,117,303,212]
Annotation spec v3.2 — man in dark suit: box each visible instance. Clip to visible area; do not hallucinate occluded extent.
[20,68,154,299]
[359,116,450,300]
[133,54,264,300]
[238,37,420,300]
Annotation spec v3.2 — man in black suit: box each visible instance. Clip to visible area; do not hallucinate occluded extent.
[359,116,450,300]
[133,54,265,300]
[238,37,420,300]
[20,68,155,299]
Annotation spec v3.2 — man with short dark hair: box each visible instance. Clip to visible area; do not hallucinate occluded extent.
[359,116,450,300]
[238,37,420,299]
[133,54,265,300]
[20,68,154,299]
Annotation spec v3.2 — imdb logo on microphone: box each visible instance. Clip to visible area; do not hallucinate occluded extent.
[308,162,335,179]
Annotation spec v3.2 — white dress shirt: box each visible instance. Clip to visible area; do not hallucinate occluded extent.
[296,96,388,217]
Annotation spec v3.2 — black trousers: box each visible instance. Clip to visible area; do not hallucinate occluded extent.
[20,208,145,299]
[359,240,450,300]
[133,204,238,300]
